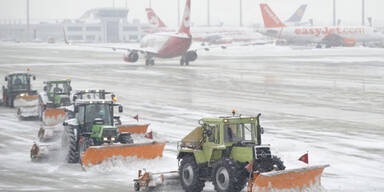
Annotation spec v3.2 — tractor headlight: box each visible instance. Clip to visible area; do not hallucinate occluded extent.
[103,137,108,141]
[111,137,115,141]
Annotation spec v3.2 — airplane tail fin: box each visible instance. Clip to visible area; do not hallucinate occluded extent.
[286,4,307,23]
[260,4,286,28]
[146,8,167,28]
[178,0,191,36]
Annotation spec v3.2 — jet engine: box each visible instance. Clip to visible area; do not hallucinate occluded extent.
[185,50,197,62]
[124,52,139,63]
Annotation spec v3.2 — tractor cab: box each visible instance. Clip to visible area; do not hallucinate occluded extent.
[43,80,72,107]
[5,73,35,92]
[73,100,123,144]
[200,114,261,147]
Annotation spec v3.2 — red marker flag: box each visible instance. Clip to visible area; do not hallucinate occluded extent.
[144,131,153,140]
[298,152,309,164]
[133,114,139,122]
[245,162,253,172]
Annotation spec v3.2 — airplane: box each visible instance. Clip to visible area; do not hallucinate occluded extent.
[145,7,268,46]
[65,0,196,66]
[119,0,195,66]
[259,3,384,47]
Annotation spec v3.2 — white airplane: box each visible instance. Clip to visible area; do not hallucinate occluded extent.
[259,3,384,47]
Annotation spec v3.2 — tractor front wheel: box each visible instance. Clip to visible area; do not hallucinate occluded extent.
[179,155,205,192]
[119,133,133,144]
[212,158,248,192]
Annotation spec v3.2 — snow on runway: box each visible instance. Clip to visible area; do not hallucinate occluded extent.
[0,42,384,191]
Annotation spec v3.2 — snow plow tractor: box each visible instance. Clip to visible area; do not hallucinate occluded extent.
[39,79,72,125]
[134,113,329,192]
[60,100,165,167]
[1,72,39,119]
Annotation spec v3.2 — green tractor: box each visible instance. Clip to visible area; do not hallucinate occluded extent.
[2,72,37,107]
[177,113,285,192]
[40,79,72,108]
[62,100,133,164]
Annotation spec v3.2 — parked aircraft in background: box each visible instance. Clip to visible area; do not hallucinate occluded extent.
[259,3,384,47]
[66,0,197,66]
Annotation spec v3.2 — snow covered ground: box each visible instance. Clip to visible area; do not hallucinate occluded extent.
[0,42,384,192]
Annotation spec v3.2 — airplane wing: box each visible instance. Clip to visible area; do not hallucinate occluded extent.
[63,29,158,56]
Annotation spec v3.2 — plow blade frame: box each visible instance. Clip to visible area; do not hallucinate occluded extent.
[118,124,149,134]
[81,142,166,167]
[43,108,66,126]
[249,164,329,192]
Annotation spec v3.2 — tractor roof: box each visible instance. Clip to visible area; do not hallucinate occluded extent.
[7,72,33,76]
[201,116,259,124]
[44,80,71,84]
[75,89,110,94]
[75,100,116,105]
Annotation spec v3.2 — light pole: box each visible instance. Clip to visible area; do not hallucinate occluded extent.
[26,0,30,41]
[177,0,180,25]
[239,0,243,26]
[362,0,365,25]
[207,0,210,26]
[333,0,336,26]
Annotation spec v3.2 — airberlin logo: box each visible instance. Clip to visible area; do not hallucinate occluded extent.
[295,27,366,36]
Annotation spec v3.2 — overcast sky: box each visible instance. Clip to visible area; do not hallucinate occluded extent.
[0,0,383,26]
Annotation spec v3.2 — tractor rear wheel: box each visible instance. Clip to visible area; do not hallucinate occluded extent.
[63,127,79,163]
[212,158,248,192]
[179,155,205,192]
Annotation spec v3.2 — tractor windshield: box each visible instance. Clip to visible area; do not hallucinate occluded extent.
[10,74,28,90]
[224,123,255,143]
[48,82,71,95]
[85,104,113,126]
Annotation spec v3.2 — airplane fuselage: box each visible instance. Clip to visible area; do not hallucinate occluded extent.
[140,33,192,58]
[263,26,384,44]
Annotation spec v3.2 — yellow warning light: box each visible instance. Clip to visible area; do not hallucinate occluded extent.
[232,109,236,116]
[66,77,70,80]
[112,96,118,102]
[26,67,30,71]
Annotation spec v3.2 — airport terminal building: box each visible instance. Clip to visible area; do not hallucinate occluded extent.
[0,8,150,43]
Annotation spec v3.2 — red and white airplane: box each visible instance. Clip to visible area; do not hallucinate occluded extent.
[116,0,195,66]
[259,3,384,47]
[64,0,195,66]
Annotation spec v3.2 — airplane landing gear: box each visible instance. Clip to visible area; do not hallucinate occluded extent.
[180,56,189,66]
[145,58,155,66]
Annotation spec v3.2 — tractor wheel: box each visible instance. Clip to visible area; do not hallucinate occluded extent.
[212,158,248,192]
[119,133,133,144]
[179,155,205,192]
[8,97,14,108]
[63,127,79,163]
[271,155,285,171]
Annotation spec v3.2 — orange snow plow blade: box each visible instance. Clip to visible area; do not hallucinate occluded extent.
[14,95,39,107]
[43,108,66,126]
[249,165,329,192]
[118,124,149,134]
[81,142,166,167]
